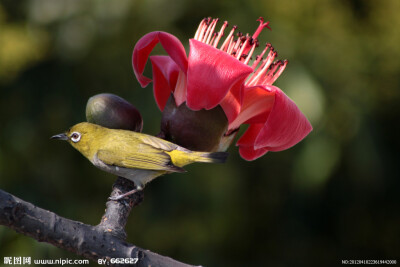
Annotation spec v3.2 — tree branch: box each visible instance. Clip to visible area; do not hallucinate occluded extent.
[98,177,144,240]
[0,180,200,267]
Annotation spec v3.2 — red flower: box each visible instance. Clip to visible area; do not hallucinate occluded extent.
[132,17,312,160]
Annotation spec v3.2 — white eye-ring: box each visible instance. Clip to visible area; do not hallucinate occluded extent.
[70,132,81,143]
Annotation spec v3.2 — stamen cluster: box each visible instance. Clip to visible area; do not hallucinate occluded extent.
[194,17,288,87]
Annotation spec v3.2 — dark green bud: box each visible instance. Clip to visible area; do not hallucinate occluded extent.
[159,95,228,152]
[86,93,142,132]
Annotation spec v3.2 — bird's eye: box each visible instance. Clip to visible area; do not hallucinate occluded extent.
[70,132,81,143]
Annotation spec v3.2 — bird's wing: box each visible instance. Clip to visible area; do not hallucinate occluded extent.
[139,134,183,152]
[97,149,185,173]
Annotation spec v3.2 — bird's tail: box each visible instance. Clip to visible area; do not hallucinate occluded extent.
[167,150,228,167]
[190,151,229,164]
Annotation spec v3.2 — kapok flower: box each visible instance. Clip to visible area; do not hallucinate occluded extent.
[132,17,312,160]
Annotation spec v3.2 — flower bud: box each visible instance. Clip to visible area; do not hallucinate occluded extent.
[86,93,143,132]
[159,95,228,152]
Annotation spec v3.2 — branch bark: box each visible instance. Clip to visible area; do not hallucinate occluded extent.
[0,179,200,267]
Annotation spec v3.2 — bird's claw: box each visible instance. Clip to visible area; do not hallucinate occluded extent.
[108,187,142,201]
[108,195,125,201]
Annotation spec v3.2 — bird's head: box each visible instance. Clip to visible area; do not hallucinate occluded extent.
[51,122,102,159]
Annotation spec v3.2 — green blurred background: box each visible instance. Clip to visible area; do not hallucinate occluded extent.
[0,0,399,266]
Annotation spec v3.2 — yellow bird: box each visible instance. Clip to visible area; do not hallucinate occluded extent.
[51,122,228,200]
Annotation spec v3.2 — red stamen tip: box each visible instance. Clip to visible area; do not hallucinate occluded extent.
[257,17,272,31]
[264,21,272,31]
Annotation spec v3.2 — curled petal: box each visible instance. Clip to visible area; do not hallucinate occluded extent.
[132,31,188,87]
[186,39,253,110]
[254,86,312,151]
[236,86,312,160]
[239,145,269,161]
[150,56,180,110]
[237,124,269,160]
[236,123,264,147]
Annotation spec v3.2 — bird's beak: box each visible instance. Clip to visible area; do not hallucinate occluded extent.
[51,133,68,141]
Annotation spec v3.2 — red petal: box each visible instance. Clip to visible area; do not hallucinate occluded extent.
[236,124,268,160]
[173,71,188,107]
[236,123,264,147]
[254,86,312,151]
[186,39,253,110]
[239,145,269,161]
[228,85,275,129]
[132,31,188,87]
[219,79,243,123]
[235,86,312,160]
[150,56,179,110]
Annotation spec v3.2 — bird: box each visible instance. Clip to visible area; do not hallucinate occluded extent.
[51,122,228,200]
